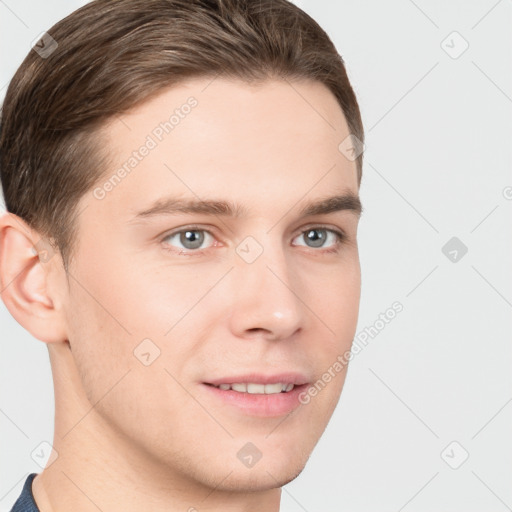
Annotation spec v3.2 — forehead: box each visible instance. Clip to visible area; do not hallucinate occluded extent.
[88,77,358,220]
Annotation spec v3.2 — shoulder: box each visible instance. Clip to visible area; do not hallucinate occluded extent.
[9,473,41,512]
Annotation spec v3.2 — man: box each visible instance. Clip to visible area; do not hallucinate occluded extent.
[0,0,365,510]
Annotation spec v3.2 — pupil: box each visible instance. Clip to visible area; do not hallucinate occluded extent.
[306,229,325,248]
[182,230,203,249]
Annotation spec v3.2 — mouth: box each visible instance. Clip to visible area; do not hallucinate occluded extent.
[204,382,298,393]
[201,381,311,417]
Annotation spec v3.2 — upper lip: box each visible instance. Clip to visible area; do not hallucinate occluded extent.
[204,372,310,386]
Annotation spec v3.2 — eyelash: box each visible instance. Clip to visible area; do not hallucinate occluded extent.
[160,224,346,256]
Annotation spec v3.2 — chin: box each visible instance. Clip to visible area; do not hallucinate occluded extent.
[218,462,308,493]
[215,446,312,493]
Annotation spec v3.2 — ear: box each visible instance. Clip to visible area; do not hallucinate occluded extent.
[0,211,68,344]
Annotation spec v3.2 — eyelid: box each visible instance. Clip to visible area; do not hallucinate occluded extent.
[298,222,346,237]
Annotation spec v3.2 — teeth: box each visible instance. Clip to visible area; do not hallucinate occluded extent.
[213,382,295,394]
[248,383,265,394]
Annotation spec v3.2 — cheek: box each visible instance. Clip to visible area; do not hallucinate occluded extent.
[304,261,360,404]
[64,287,130,407]
[63,257,212,413]
[62,256,147,406]
[313,258,361,339]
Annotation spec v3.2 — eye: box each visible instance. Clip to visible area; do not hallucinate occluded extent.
[161,226,215,253]
[160,225,346,255]
[293,227,345,252]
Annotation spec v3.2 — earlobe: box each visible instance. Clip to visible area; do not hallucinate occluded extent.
[0,212,67,344]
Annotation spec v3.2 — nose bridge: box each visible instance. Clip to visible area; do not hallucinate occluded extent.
[229,229,304,338]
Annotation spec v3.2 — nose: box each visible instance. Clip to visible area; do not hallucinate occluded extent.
[228,235,306,341]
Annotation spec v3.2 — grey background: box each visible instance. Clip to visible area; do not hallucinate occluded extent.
[1,1,511,510]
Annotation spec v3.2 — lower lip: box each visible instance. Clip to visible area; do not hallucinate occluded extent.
[201,383,310,417]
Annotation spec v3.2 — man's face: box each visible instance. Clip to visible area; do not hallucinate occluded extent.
[59,78,361,491]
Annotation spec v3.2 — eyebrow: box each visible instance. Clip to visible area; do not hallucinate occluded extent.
[131,192,362,220]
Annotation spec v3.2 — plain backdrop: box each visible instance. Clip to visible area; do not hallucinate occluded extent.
[1,1,511,511]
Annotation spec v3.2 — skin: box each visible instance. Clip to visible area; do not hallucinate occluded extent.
[0,77,361,511]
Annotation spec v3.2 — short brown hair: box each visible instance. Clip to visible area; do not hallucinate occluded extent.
[0,0,364,268]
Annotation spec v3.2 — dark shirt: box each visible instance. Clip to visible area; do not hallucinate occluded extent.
[10,473,40,512]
